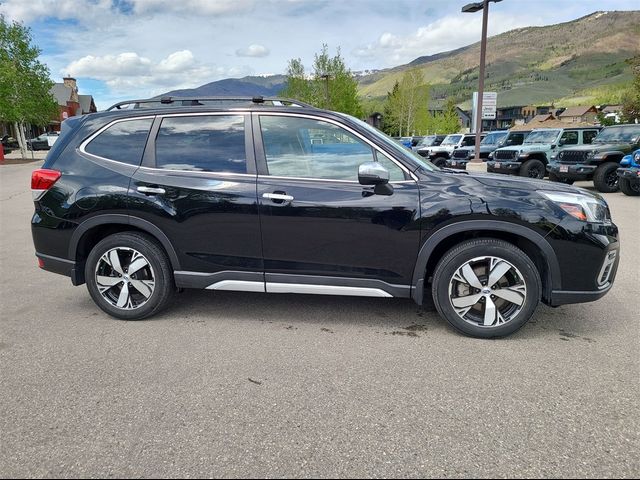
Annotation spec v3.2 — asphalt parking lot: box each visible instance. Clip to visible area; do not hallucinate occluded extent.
[1,161,638,478]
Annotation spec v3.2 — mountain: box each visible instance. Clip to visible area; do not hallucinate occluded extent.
[161,75,287,98]
[162,11,638,108]
[358,11,640,108]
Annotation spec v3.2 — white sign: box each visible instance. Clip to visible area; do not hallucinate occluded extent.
[471,92,498,132]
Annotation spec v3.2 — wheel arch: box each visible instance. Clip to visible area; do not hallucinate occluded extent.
[69,214,181,285]
[411,220,561,306]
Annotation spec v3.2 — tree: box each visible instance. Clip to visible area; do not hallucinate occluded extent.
[280,44,362,117]
[0,15,58,156]
[382,68,430,136]
[621,55,640,124]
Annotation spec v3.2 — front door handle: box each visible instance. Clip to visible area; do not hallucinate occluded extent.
[263,192,294,203]
[137,186,166,195]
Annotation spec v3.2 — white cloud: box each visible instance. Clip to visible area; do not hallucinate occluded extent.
[353,13,531,66]
[235,44,271,58]
[64,50,251,98]
[130,0,257,16]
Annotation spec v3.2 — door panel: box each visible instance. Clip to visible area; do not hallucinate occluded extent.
[257,179,421,286]
[254,113,421,288]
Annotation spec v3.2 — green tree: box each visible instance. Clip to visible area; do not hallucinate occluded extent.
[280,44,362,117]
[0,15,58,156]
[621,55,640,123]
[383,68,430,136]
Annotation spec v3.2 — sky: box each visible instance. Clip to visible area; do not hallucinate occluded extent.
[1,0,638,110]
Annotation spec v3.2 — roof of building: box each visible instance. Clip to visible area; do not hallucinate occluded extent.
[557,106,597,117]
[529,113,556,124]
[50,84,72,106]
[77,94,95,114]
[601,104,623,113]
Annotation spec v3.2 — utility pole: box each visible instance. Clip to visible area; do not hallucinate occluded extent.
[462,0,501,172]
[320,74,330,110]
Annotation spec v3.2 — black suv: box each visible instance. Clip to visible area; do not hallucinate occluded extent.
[31,97,620,338]
[547,124,640,193]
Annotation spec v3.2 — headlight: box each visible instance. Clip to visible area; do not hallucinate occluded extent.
[538,191,610,223]
[488,152,493,159]
[634,152,640,162]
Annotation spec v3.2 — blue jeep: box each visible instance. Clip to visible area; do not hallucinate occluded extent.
[618,148,640,196]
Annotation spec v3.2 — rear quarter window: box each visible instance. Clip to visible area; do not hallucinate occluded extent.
[84,118,154,165]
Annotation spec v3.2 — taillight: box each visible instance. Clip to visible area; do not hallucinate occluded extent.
[31,169,61,201]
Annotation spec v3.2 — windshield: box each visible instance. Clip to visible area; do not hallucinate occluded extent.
[419,136,438,146]
[482,132,508,145]
[593,126,640,143]
[441,135,462,145]
[524,130,560,144]
[340,114,437,172]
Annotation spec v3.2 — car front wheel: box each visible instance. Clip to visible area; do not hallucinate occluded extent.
[520,159,545,179]
[85,232,174,320]
[593,162,620,193]
[432,238,541,338]
[619,177,640,196]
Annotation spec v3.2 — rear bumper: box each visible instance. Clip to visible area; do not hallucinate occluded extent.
[35,252,84,285]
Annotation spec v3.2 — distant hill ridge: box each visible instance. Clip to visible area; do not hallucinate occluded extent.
[162,10,639,108]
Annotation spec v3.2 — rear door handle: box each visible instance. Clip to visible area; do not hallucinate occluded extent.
[137,186,166,195]
[263,193,294,202]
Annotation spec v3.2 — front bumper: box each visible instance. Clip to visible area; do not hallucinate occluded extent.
[486,160,521,173]
[547,162,597,180]
[617,167,640,185]
[445,158,470,170]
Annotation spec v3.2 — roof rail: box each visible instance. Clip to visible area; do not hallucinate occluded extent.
[105,96,315,111]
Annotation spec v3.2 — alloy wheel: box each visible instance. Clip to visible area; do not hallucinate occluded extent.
[448,256,527,328]
[95,247,155,310]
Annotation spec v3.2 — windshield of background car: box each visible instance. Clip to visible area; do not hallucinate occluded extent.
[482,132,508,145]
[419,136,437,146]
[340,114,438,172]
[442,135,462,145]
[593,125,640,143]
[524,130,560,144]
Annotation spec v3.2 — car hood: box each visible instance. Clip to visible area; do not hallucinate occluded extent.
[564,142,632,152]
[518,143,551,151]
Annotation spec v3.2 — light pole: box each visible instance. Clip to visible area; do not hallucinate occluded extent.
[320,73,330,110]
[462,0,501,172]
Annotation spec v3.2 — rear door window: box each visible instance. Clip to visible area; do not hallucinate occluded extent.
[84,118,154,165]
[583,130,599,144]
[154,115,246,173]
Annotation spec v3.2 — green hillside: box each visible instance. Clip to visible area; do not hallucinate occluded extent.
[358,11,640,108]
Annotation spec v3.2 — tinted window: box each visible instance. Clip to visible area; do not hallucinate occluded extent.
[560,131,578,145]
[506,132,526,146]
[583,130,599,144]
[461,136,476,146]
[85,118,153,165]
[155,115,246,173]
[260,115,405,181]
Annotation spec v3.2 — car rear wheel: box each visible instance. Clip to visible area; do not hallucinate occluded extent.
[85,232,174,320]
[520,159,545,179]
[593,162,620,193]
[432,238,541,338]
[619,177,640,196]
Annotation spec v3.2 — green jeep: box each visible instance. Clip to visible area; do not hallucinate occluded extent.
[487,127,600,179]
[547,124,640,193]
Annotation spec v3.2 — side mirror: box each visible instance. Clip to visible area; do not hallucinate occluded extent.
[358,162,389,186]
[558,139,565,146]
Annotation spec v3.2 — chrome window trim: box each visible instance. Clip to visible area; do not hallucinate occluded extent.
[256,111,419,182]
[136,165,256,179]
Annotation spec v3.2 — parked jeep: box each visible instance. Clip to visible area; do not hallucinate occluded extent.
[446,130,509,170]
[415,134,446,157]
[428,133,481,168]
[617,148,640,196]
[547,125,640,193]
[487,127,600,179]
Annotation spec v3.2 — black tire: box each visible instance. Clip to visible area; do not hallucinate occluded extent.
[85,232,174,320]
[431,238,541,338]
[520,159,545,179]
[548,172,574,185]
[432,156,448,168]
[619,177,640,196]
[593,162,620,193]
